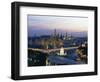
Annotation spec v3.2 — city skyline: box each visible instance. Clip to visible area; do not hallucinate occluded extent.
[28,15,88,66]
[28,15,88,37]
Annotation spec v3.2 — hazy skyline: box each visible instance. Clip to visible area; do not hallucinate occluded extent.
[28,15,88,37]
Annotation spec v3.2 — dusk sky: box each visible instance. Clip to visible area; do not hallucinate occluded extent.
[28,15,88,37]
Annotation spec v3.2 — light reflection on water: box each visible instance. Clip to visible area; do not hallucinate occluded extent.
[28,49,87,66]
[47,49,80,65]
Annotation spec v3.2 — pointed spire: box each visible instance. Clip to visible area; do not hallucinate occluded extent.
[54,29,56,36]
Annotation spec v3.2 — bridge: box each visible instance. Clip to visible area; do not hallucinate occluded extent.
[28,46,78,54]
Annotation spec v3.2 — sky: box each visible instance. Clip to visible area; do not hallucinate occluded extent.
[28,15,88,37]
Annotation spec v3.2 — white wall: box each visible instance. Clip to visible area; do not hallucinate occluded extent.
[0,0,99,82]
